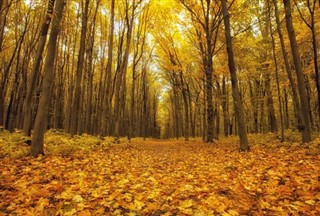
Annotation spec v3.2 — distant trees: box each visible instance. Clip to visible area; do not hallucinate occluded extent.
[179,0,223,142]
[157,0,318,143]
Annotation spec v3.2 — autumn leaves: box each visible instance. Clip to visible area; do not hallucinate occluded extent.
[1,135,319,215]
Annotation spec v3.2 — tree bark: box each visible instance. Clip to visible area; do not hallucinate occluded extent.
[293,0,320,128]
[222,76,230,136]
[180,74,189,141]
[270,18,284,141]
[222,0,249,151]
[69,0,89,136]
[23,0,56,136]
[272,0,302,128]
[283,0,312,143]
[31,0,64,157]
[114,0,136,140]
[100,0,114,136]
[264,67,278,132]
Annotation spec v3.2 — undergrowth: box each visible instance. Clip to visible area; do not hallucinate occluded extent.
[0,129,319,159]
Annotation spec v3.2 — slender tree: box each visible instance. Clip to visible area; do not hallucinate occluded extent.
[31,0,65,157]
[23,0,56,136]
[179,0,222,142]
[272,0,302,129]
[222,0,249,151]
[283,0,312,142]
[69,0,90,136]
[100,0,115,137]
[293,0,320,126]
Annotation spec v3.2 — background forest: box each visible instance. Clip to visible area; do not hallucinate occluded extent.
[0,0,320,151]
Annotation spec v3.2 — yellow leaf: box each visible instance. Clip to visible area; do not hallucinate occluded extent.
[145,203,158,211]
[227,209,240,216]
[78,210,92,216]
[129,199,145,210]
[179,199,193,209]
[73,194,84,202]
[305,200,315,205]
[205,195,219,208]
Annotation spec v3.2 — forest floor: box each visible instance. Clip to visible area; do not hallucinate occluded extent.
[0,130,320,215]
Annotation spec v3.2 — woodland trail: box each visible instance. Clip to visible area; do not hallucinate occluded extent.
[0,135,320,215]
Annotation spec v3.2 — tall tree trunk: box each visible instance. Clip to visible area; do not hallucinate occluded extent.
[294,0,320,128]
[205,65,214,142]
[273,0,302,129]
[85,0,99,134]
[202,80,207,141]
[283,0,312,143]
[222,76,230,136]
[249,81,258,133]
[264,67,278,132]
[70,0,89,136]
[114,0,136,140]
[270,19,284,142]
[222,0,249,151]
[180,75,189,141]
[100,0,114,136]
[23,0,56,136]
[31,0,64,157]
[284,89,290,129]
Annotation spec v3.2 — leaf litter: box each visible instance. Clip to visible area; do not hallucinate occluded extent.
[0,133,319,215]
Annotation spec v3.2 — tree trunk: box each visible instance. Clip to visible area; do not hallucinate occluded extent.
[23,0,56,136]
[264,68,278,132]
[270,18,284,141]
[31,0,64,157]
[100,0,114,136]
[222,0,249,151]
[294,0,320,128]
[283,0,312,143]
[180,76,189,141]
[85,0,99,134]
[114,0,137,140]
[272,0,302,129]
[202,80,207,141]
[69,0,89,136]
[222,76,230,136]
[205,70,214,142]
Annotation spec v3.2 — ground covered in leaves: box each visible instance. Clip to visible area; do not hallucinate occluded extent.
[0,130,320,215]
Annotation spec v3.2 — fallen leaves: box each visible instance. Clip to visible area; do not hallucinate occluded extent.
[0,133,319,215]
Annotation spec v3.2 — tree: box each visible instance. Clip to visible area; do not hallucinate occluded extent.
[69,0,90,136]
[283,0,312,142]
[100,0,114,137]
[221,0,249,151]
[31,0,65,157]
[272,0,302,130]
[179,0,222,142]
[293,0,320,126]
[23,0,56,136]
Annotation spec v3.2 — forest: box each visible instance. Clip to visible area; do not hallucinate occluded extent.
[0,0,319,215]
